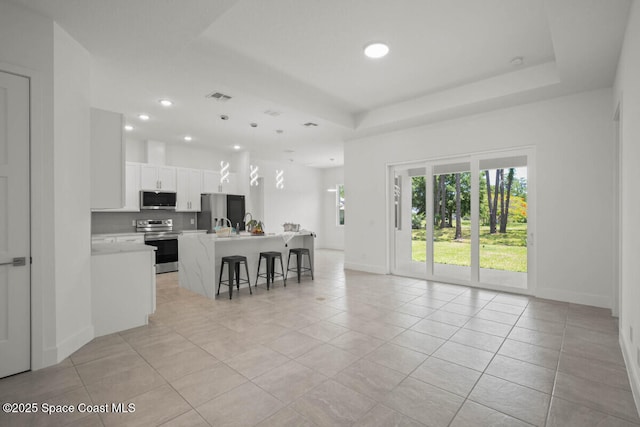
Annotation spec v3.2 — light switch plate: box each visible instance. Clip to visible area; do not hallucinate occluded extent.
[190,219,195,224]
[132,220,136,226]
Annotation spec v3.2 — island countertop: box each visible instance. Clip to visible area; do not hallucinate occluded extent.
[178,231,315,298]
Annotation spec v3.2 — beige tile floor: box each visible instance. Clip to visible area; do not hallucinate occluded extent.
[1,249,639,426]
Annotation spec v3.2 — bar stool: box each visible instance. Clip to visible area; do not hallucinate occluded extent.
[217,255,252,299]
[255,251,286,290]
[286,248,314,283]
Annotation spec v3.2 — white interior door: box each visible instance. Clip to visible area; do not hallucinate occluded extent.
[0,71,30,378]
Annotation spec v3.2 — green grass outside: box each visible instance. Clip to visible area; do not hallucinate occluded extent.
[411,222,527,272]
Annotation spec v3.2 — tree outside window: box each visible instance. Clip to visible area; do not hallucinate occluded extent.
[337,184,345,225]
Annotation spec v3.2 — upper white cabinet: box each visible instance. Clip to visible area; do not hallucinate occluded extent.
[176,168,202,212]
[90,108,125,209]
[202,170,238,195]
[140,165,176,191]
[92,162,141,212]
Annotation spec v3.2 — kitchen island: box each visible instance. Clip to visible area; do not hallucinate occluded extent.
[178,231,315,298]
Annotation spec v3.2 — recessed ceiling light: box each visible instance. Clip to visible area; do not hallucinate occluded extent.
[159,99,173,107]
[510,56,524,66]
[250,122,258,128]
[233,145,241,150]
[184,135,192,142]
[220,115,229,120]
[364,42,389,59]
[138,114,150,121]
[124,125,133,131]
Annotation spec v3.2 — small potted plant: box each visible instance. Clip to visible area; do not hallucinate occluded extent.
[247,219,264,235]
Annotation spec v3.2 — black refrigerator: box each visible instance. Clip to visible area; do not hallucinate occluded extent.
[226,194,246,231]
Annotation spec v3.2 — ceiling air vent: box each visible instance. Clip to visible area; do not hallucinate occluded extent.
[303,122,318,127]
[206,92,232,102]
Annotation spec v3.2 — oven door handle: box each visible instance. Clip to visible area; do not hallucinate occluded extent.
[145,236,179,242]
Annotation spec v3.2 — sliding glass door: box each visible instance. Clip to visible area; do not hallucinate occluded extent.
[391,150,533,292]
[429,161,472,281]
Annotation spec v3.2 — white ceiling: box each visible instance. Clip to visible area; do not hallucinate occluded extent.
[12,0,632,167]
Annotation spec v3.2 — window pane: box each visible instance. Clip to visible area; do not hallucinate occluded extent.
[479,166,527,288]
[432,170,471,280]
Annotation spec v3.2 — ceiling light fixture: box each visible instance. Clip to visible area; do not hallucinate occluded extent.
[220,115,229,120]
[233,145,241,150]
[510,56,524,66]
[138,114,150,121]
[250,122,258,128]
[124,125,133,131]
[159,99,173,107]
[184,135,192,142]
[364,42,389,59]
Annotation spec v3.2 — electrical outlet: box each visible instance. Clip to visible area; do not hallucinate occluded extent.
[190,219,195,225]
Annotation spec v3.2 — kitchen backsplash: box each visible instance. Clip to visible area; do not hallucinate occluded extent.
[92,211,198,234]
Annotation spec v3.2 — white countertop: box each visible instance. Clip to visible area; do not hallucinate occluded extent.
[91,242,156,255]
[180,231,314,242]
[92,232,143,237]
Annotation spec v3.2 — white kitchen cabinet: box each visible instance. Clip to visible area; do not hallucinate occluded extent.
[91,247,156,337]
[176,168,202,212]
[92,162,141,212]
[201,170,239,195]
[140,165,176,191]
[90,108,125,209]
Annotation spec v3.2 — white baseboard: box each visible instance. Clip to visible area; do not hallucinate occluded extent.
[54,325,94,365]
[344,262,387,275]
[535,287,611,309]
[37,345,60,370]
[620,334,640,419]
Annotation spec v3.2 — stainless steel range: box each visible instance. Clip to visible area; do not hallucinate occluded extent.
[137,219,181,273]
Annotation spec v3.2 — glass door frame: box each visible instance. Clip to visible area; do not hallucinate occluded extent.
[389,147,536,294]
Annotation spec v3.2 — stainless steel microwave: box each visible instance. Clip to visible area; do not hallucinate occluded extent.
[140,191,177,210]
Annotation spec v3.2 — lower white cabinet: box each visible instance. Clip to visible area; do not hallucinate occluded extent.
[91,249,156,337]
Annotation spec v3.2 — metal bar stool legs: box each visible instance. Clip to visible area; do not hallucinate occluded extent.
[286,248,314,283]
[217,255,252,299]
[255,251,286,290]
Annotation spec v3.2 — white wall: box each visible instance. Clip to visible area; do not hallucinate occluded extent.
[126,138,230,171]
[0,1,57,369]
[614,0,640,412]
[345,88,616,308]
[53,24,94,359]
[321,167,344,250]
[248,159,323,244]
